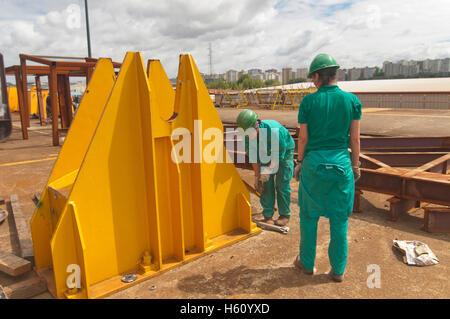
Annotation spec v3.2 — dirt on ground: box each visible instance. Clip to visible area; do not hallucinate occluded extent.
[0,111,449,299]
[218,107,450,136]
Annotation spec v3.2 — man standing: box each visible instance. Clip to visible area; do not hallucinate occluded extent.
[294,53,361,282]
[236,109,295,226]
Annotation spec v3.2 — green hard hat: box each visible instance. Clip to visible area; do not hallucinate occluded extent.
[236,109,258,130]
[308,53,340,77]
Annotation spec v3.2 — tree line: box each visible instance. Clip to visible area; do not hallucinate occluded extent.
[206,74,282,90]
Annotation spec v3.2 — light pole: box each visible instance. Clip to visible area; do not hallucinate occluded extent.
[84,0,92,57]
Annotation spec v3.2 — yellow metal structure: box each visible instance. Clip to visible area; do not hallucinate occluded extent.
[271,88,317,109]
[7,86,49,116]
[29,86,49,117]
[7,87,19,112]
[30,53,260,299]
[220,91,249,108]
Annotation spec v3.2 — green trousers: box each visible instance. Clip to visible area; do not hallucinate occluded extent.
[261,149,294,218]
[298,149,354,276]
[299,215,349,275]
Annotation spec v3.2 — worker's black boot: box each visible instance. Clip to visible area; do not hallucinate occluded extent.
[275,216,289,226]
[262,217,274,224]
[328,270,344,282]
[293,255,315,275]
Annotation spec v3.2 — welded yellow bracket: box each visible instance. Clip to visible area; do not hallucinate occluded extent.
[31,58,116,283]
[236,92,249,109]
[31,53,260,299]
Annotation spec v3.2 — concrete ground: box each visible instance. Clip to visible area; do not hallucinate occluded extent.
[0,109,449,299]
[217,107,450,136]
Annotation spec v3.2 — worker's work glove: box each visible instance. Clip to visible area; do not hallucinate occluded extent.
[294,160,302,182]
[254,174,270,194]
[254,174,263,193]
[259,174,270,183]
[352,161,361,182]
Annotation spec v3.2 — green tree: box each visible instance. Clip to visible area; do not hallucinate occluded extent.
[287,78,307,84]
[264,79,281,87]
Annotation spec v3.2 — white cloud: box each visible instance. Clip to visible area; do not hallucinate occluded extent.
[0,0,449,77]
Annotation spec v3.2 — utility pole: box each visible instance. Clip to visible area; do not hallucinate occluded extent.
[84,0,92,57]
[208,43,213,76]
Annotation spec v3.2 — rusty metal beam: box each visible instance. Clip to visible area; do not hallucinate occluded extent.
[49,64,59,146]
[360,136,450,152]
[423,206,450,233]
[362,152,449,167]
[402,153,450,177]
[19,53,53,66]
[35,76,46,126]
[387,197,420,221]
[357,168,450,207]
[19,55,30,128]
[13,68,28,139]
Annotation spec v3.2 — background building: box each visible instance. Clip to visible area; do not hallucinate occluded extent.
[225,70,238,83]
[282,67,293,84]
[295,68,308,80]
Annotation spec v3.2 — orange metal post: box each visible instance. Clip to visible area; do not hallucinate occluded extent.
[14,69,28,139]
[35,76,46,126]
[20,56,30,128]
[49,64,59,146]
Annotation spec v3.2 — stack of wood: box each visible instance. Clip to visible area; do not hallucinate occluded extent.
[0,195,48,299]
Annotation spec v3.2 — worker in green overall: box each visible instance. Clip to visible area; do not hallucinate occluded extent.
[293,53,362,282]
[236,110,295,226]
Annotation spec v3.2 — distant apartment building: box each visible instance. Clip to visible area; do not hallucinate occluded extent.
[295,68,308,80]
[248,68,264,80]
[348,68,362,81]
[427,59,441,73]
[440,58,450,73]
[238,70,247,80]
[226,70,238,82]
[383,58,450,77]
[264,70,281,82]
[201,73,224,84]
[248,69,262,76]
[361,67,377,79]
[337,69,346,81]
[282,67,293,84]
[383,61,401,77]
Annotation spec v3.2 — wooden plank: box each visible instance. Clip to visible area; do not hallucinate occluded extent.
[0,273,47,299]
[31,193,41,206]
[0,286,7,299]
[0,208,8,224]
[424,206,450,233]
[387,196,420,221]
[10,194,34,260]
[0,250,31,276]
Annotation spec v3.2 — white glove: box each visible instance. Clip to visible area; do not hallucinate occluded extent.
[254,175,263,193]
[259,174,270,183]
[352,161,361,182]
[294,160,302,182]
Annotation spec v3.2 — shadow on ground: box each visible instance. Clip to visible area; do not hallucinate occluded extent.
[177,265,333,297]
[351,195,450,243]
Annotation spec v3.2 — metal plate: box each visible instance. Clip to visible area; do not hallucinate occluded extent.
[121,274,138,283]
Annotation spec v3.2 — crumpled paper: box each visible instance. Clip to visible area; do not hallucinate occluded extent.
[393,240,439,266]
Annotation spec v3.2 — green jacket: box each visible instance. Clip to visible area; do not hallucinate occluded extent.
[244,120,295,165]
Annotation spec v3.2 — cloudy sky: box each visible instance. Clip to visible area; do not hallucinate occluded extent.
[1,0,450,78]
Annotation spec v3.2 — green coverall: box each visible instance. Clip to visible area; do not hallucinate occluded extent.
[297,85,362,276]
[245,120,295,219]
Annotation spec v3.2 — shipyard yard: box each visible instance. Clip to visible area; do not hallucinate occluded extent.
[1,108,449,299]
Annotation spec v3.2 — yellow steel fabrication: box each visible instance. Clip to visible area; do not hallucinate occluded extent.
[30,53,261,299]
